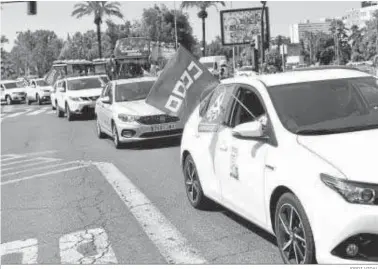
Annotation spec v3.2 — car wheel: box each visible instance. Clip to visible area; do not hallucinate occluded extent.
[275,193,316,264]
[96,119,106,139]
[66,103,74,121]
[6,95,12,105]
[37,94,42,105]
[112,124,122,149]
[27,96,32,105]
[183,154,208,209]
[56,102,64,118]
[51,103,56,110]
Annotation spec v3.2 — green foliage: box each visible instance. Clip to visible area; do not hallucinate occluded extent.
[1,35,17,79]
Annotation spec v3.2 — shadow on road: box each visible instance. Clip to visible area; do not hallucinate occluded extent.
[118,136,182,150]
[200,200,277,246]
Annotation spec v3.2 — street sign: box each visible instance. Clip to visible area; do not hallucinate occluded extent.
[220,7,268,46]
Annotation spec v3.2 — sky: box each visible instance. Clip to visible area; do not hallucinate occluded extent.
[1,1,360,51]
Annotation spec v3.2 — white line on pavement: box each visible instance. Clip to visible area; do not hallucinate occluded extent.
[0,154,20,160]
[1,157,57,167]
[26,107,49,115]
[1,158,61,172]
[95,162,207,265]
[0,150,58,162]
[5,109,33,118]
[2,160,78,177]
[46,110,55,114]
[1,164,92,186]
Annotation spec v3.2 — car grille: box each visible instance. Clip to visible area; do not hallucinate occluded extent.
[14,92,25,95]
[79,96,99,101]
[139,129,183,138]
[137,115,180,125]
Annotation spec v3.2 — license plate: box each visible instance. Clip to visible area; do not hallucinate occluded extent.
[151,124,176,132]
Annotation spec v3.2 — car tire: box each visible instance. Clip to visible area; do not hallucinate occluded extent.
[274,193,316,264]
[51,103,56,110]
[112,123,122,149]
[27,96,32,105]
[66,103,74,121]
[183,154,208,209]
[56,102,64,118]
[37,94,42,105]
[6,95,12,105]
[96,119,106,139]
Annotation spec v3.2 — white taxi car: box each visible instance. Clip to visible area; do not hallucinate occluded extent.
[0,80,27,105]
[26,78,52,105]
[54,75,107,121]
[181,67,378,264]
[95,77,183,148]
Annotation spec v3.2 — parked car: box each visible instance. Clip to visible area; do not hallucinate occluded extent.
[234,66,258,77]
[95,77,183,148]
[199,55,227,77]
[180,67,378,264]
[0,80,27,105]
[54,75,107,120]
[26,78,53,105]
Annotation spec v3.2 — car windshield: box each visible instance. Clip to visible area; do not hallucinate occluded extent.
[239,66,253,71]
[67,77,103,91]
[36,80,49,86]
[115,81,155,102]
[4,82,18,89]
[268,77,378,135]
[100,76,109,83]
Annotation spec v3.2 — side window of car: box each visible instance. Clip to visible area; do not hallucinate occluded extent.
[107,84,113,104]
[226,86,266,128]
[0,84,4,91]
[101,83,110,97]
[62,81,66,90]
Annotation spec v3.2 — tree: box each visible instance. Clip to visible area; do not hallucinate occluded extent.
[71,1,123,58]
[105,19,131,52]
[181,1,225,57]
[349,25,365,62]
[140,4,197,52]
[206,36,231,58]
[330,19,351,65]
[1,35,16,79]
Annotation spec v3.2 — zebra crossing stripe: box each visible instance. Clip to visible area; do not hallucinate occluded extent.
[26,107,49,116]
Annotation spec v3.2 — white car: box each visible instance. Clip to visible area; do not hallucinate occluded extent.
[180,67,378,264]
[26,78,52,105]
[54,75,107,121]
[0,80,27,105]
[235,66,258,77]
[95,77,183,148]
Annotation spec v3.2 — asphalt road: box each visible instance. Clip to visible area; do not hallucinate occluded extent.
[1,102,282,264]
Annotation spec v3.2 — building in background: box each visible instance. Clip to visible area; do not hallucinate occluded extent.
[343,3,378,28]
[289,19,332,43]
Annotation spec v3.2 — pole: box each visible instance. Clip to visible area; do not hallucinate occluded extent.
[230,1,236,73]
[281,45,285,72]
[174,0,178,50]
[260,1,267,71]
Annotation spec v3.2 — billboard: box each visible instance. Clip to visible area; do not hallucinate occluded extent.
[220,7,269,46]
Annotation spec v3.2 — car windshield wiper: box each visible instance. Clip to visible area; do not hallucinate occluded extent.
[296,129,338,135]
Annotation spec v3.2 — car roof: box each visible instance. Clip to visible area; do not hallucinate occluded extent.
[113,77,157,85]
[59,75,106,82]
[223,68,371,87]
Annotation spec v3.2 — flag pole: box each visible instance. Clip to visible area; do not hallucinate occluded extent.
[174,0,178,50]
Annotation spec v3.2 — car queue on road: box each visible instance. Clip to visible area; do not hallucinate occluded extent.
[1,65,378,265]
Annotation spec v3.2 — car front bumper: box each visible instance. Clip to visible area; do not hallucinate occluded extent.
[310,183,378,264]
[114,119,183,143]
[10,94,26,102]
[68,100,96,115]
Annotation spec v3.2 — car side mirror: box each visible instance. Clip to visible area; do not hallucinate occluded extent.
[100,96,111,104]
[232,121,266,140]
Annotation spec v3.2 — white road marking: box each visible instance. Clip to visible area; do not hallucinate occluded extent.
[59,228,117,264]
[2,160,78,177]
[1,157,56,167]
[95,162,207,264]
[26,107,49,116]
[0,238,38,264]
[0,150,57,162]
[0,154,20,161]
[6,109,32,118]
[1,163,92,186]
[46,111,55,114]
[1,158,61,172]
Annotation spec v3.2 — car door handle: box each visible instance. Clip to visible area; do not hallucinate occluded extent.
[219,144,228,152]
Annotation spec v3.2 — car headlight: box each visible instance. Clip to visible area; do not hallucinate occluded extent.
[69,96,81,102]
[320,173,377,205]
[118,114,140,123]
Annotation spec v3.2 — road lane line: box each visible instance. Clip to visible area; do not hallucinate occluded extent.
[46,111,55,114]
[1,164,92,186]
[26,107,49,115]
[95,162,207,264]
[0,150,57,162]
[5,109,32,118]
[1,158,61,172]
[0,238,38,264]
[1,154,20,160]
[1,157,57,167]
[2,160,77,177]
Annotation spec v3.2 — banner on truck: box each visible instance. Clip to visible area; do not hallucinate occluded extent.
[145,46,219,123]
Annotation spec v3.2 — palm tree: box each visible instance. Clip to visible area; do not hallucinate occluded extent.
[181,1,225,57]
[72,1,123,58]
